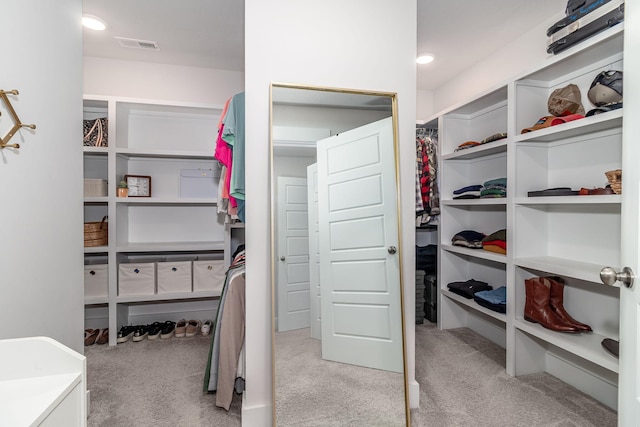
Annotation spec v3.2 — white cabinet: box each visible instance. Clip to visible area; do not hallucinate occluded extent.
[434,25,623,409]
[82,96,235,345]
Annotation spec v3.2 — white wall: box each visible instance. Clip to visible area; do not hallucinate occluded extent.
[244,1,418,425]
[417,89,434,121]
[432,9,565,114]
[0,0,84,352]
[84,56,244,104]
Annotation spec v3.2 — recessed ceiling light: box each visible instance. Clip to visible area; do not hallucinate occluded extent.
[416,54,435,65]
[82,15,107,31]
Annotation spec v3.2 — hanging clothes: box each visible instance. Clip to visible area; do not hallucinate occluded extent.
[221,92,246,222]
[416,127,440,227]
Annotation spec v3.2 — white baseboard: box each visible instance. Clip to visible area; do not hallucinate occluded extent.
[409,379,420,409]
[241,396,272,427]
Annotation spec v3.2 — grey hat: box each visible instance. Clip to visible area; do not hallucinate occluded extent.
[548,83,585,117]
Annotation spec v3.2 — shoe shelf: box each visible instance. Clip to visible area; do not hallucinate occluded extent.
[82,95,236,346]
[433,21,624,409]
[441,289,506,324]
[514,319,619,374]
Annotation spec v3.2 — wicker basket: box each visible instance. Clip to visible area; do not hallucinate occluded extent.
[84,216,108,247]
[605,169,622,194]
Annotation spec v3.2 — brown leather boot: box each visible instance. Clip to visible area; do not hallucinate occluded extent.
[546,276,592,332]
[524,278,580,333]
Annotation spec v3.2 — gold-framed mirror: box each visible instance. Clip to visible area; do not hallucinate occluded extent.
[269,83,410,426]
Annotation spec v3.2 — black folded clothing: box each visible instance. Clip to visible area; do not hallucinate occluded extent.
[447,279,492,299]
[528,187,579,197]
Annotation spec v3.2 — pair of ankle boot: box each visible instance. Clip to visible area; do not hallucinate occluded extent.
[524,276,592,333]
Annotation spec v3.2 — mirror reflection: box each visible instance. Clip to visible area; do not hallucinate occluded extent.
[270,84,409,426]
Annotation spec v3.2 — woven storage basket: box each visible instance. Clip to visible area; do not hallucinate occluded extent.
[84,216,108,247]
[605,169,622,194]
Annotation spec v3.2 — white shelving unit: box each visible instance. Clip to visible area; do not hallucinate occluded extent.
[82,96,237,346]
[433,25,623,409]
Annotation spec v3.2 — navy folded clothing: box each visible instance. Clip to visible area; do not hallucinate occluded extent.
[474,297,506,313]
[473,286,507,313]
[452,230,486,248]
[453,184,483,195]
[447,279,492,299]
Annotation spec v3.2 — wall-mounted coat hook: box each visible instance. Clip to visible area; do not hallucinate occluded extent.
[0,89,36,149]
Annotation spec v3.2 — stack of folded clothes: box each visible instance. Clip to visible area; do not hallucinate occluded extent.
[453,184,483,199]
[482,229,506,255]
[474,286,506,313]
[451,230,486,249]
[480,177,507,198]
[447,279,493,299]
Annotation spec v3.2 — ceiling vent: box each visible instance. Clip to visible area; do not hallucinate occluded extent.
[114,37,160,51]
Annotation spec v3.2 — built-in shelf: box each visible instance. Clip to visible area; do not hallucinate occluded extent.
[116,241,226,253]
[441,244,507,264]
[442,289,506,323]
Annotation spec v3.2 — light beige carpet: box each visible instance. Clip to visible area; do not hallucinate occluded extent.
[85,334,241,427]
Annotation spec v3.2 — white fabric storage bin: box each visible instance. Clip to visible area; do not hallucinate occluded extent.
[118,263,156,296]
[83,179,108,197]
[193,259,226,292]
[180,168,219,198]
[84,264,108,298]
[157,261,192,294]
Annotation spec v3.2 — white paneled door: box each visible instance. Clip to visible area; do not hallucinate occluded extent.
[317,117,403,373]
[618,3,640,423]
[307,163,322,340]
[276,177,310,332]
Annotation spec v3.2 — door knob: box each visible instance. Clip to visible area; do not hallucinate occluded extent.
[600,266,635,288]
[280,256,286,261]
[387,246,397,254]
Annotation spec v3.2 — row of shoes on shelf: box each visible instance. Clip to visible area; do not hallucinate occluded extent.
[85,328,109,346]
[116,319,214,343]
[524,276,592,333]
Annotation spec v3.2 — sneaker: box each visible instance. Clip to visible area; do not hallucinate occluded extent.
[147,322,162,340]
[132,325,149,342]
[160,321,176,339]
[186,319,202,337]
[201,319,213,336]
[117,325,136,343]
[175,319,187,338]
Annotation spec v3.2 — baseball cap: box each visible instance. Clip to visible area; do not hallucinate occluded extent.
[588,70,623,106]
[521,116,556,134]
[550,113,585,125]
[548,84,585,117]
[586,101,623,116]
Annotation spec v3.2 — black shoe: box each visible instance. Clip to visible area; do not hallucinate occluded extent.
[601,338,619,358]
[132,324,149,342]
[160,321,176,339]
[147,322,162,340]
[117,325,136,343]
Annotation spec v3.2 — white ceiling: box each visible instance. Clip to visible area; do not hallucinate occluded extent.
[82,0,567,91]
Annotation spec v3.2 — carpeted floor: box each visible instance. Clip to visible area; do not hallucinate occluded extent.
[411,323,617,427]
[84,323,617,426]
[85,334,241,427]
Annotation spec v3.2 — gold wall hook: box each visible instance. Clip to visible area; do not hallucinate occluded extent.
[0,89,35,149]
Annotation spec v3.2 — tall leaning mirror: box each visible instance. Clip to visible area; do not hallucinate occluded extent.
[269,83,410,426]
